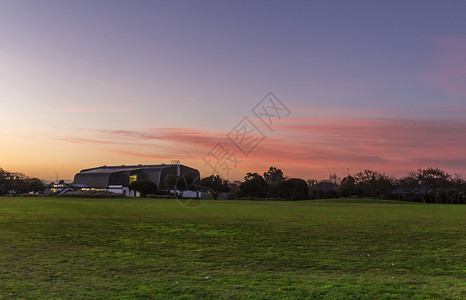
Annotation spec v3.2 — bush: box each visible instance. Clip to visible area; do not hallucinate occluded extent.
[128,180,158,197]
[280,178,309,200]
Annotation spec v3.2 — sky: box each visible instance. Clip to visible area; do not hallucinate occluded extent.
[1,0,466,181]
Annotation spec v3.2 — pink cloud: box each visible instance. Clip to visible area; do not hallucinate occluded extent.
[53,118,466,180]
[96,129,161,140]
[422,35,466,98]
[108,149,169,161]
[55,106,138,113]
[53,137,116,144]
[98,128,225,152]
[52,136,153,147]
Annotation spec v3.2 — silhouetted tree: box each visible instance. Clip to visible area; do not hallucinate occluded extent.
[338,175,356,197]
[449,174,466,204]
[200,175,229,199]
[413,168,452,203]
[280,178,308,200]
[354,170,394,198]
[394,173,420,201]
[128,179,157,197]
[0,168,30,195]
[329,173,341,185]
[164,174,178,190]
[238,173,268,199]
[263,167,285,184]
[29,178,45,193]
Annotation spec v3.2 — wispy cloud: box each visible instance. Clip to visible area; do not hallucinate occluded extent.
[98,128,226,151]
[107,149,169,161]
[54,106,138,113]
[51,117,466,179]
[53,137,116,145]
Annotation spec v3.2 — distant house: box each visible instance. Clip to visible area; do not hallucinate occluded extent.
[73,163,200,196]
[313,180,337,192]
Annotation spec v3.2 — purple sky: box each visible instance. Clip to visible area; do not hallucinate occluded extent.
[1,1,466,181]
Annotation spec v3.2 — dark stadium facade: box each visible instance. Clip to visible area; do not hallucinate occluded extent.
[73,163,200,196]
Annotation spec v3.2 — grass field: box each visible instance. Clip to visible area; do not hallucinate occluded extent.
[0,197,464,299]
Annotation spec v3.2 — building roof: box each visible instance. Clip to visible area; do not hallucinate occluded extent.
[79,164,173,173]
[73,164,199,189]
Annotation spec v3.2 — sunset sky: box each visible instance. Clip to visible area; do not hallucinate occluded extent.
[1,0,466,181]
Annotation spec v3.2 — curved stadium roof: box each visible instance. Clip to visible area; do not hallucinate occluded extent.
[73,164,199,189]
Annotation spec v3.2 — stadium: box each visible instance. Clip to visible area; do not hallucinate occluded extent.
[73,162,200,196]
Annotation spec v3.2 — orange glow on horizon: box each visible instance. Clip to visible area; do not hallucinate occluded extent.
[2,117,465,181]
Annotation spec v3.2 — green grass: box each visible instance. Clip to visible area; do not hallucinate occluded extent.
[0,197,464,299]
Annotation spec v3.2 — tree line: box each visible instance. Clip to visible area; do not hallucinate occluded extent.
[151,166,465,204]
[0,168,45,195]
[336,168,466,204]
[2,166,465,204]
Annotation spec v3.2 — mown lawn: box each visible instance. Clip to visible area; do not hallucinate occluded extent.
[0,197,464,299]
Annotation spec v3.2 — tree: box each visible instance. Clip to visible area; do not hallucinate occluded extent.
[413,168,452,203]
[280,178,308,200]
[267,182,283,198]
[0,168,30,195]
[354,170,394,198]
[329,173,341,185]
[263,167,285,183]
[164,174,178,190]
[177,175,195,195]
[449,174,466,204]
[0,168,7,196]
[164,174,197,198]
[307,179,317,187]
[29,178,45,193]
[180,174,199,198]
[200,175,229,200]
[396,174,420,201]
[337,175,356,197]
[128,179,157,197]
[227,180,241,194]
[238,173,268,199]
[0,168,7,182]
[263,167,286,198]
